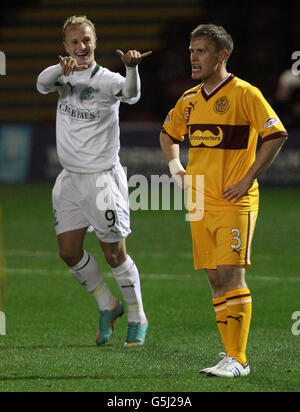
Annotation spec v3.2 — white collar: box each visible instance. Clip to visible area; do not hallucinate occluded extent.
[203,73,232,95]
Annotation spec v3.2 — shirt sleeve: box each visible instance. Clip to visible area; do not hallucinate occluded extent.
[162,96,187,142]
[36,64,63,94]
[110,71,140,105]
[243,85,288,141]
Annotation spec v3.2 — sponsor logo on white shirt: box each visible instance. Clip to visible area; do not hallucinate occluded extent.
[58,102,100,121]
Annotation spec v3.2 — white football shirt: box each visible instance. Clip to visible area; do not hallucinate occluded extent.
[37,62,140,173]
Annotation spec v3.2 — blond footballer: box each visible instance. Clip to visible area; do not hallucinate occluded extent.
[37,16,152,347]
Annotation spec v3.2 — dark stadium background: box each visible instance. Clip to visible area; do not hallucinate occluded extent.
[0,0,299,185]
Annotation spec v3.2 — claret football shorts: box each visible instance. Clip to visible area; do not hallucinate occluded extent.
[52,164,131,243]
[190,210,258,270]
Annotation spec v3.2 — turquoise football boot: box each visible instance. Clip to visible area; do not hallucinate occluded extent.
[96,298,124,345]
[124,319,149,347]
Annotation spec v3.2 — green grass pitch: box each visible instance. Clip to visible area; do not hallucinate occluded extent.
[0,183,299,393]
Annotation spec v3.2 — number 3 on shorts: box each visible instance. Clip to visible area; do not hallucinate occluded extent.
[231,228,241,249]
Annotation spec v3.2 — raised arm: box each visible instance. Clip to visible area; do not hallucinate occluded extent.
[36,56,88,94]
[36,64,63,94]
[116,49,152,99]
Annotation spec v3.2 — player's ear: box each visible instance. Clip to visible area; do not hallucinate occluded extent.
[63,41,68,54]
[219,49,229,64]
[93,35,98,50]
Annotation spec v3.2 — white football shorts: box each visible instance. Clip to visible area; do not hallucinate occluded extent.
[52,164,131,243]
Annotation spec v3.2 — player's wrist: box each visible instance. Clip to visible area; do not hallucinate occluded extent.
[125,65,138,71]
[168,158,185,176]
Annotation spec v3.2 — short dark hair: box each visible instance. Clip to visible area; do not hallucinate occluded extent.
[190,24,234,63]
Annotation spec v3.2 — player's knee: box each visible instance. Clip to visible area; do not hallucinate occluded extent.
[59,249,83,268]
[104,250,126,268]
[211,266,246,294]
[207,266,244,295]
[209,275,226,295]
[104,252,120,268]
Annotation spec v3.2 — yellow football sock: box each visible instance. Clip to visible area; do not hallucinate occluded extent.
[226,288,252,366]
[213,295,228,352]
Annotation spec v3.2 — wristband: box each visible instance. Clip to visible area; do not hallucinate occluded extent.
[168,158,185,176]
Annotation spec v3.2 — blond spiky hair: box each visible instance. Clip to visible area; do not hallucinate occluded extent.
[62,15,97,40]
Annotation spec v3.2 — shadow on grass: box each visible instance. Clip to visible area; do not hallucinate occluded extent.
[0,371,187,382]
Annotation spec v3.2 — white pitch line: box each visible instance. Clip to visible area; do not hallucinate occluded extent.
[1,267,300,282]
[3,268,68,276]
[4,249,193,260]
[3,250,299,282]
[4,250,58,258]
[2,267,192,280]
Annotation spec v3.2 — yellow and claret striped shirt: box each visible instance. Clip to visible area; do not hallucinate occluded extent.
[163,74,288,211]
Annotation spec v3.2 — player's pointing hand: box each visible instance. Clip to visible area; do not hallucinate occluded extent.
[58,55,88,76]
[116,49,152,67]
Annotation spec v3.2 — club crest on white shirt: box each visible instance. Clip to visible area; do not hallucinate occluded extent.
[80,87,95,101]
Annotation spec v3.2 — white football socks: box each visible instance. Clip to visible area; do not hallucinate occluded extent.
[70,250,115,311]
[70,251,146,322]
[112,255,146,323]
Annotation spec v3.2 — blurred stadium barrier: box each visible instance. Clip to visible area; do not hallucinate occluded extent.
[0,122,299,185]
[0,0,203,124]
